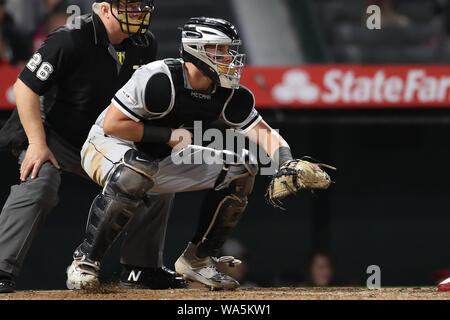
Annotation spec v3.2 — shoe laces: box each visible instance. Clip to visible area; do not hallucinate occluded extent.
[74,255,101,276]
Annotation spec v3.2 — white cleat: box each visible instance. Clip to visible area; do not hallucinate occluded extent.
[175,242,241,290]
[66,256,101,290]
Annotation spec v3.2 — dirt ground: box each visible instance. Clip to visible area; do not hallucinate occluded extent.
[1,286,449,300]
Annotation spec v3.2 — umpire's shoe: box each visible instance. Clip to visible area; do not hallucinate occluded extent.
[175,242,241,290]
[120,265,189,289]
[66,256,101,290]
[0,271,15,293]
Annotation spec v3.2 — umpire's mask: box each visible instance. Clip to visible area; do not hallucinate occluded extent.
[109,0,155,46]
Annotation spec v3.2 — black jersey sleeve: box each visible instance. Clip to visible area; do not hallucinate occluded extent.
[221,85,262,134]
[18,28,74,96]
[145,30,158,62]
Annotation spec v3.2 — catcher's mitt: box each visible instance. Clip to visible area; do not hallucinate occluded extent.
[265,157,336,209]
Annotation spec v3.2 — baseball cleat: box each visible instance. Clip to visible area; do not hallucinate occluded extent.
[438,276,450,292]
[119,265,189,289]
[174,242,240,290]
[66,256,101,290]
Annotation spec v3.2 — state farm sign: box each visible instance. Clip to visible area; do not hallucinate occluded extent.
[240,66,450,108]
[1,65,450,110]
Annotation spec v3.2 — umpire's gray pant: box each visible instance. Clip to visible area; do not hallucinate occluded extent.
[0,128,172,277]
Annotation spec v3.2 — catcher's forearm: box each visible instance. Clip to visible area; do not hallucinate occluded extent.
[245,119,292,167]
[273,147,294,168]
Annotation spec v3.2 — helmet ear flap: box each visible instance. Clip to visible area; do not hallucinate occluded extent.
[181,46,221,84]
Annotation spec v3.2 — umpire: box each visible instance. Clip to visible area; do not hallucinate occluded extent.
[0,0,184,293]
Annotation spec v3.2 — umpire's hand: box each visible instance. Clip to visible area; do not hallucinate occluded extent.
[20,143,60,181]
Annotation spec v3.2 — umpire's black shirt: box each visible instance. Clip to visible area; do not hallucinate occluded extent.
[18,13,158,149]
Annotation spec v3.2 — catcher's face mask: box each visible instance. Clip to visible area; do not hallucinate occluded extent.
[203,44,245,89]
[181,17,246,89]
[111,0,154,46]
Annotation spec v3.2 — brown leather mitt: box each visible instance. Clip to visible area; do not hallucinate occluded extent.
[266,158,336,209]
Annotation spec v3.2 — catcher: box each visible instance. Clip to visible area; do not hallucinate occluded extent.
[66,17,334,290]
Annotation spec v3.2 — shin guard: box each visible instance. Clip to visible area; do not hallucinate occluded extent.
[75,150,157,262]
[195,165,257,258]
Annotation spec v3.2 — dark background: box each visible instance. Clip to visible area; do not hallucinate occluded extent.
[1,0,450,290]
[2,108,449,290]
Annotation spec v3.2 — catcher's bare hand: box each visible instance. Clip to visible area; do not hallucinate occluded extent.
[168,128,193,150]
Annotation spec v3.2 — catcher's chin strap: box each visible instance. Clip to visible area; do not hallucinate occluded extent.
[265,157,336,211]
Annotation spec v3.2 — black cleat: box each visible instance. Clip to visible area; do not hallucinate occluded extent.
[120,265,189,289]
[0,278,15,293]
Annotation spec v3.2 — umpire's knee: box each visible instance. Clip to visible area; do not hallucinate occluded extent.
[22,161,61,210]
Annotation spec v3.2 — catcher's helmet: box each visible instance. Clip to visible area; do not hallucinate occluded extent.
[96,0,155,46]
[181,17,245,89]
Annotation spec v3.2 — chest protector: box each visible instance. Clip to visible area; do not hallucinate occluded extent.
[136,59,234,158]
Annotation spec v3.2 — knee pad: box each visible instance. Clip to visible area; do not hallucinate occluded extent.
[104,149,158,200]
[228,170,256,199]
[224,149,258,197]
[240,149,259,177]
[215,149,258,193]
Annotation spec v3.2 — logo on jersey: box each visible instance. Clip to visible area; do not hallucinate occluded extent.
[26,53,54,81]
[122,90,137,105]
[117,52,126,65]
[191,92,211,100]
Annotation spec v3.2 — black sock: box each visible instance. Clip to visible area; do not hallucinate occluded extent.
[191,189,228,245]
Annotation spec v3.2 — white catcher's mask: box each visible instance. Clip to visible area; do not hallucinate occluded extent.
[181,17,245,89]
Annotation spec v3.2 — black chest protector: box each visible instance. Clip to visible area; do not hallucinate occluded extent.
[136,58,233,158]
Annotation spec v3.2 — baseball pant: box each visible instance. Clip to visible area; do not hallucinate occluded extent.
[0,127,172,277]
[81,125,250,196]
[81,125,255,271]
